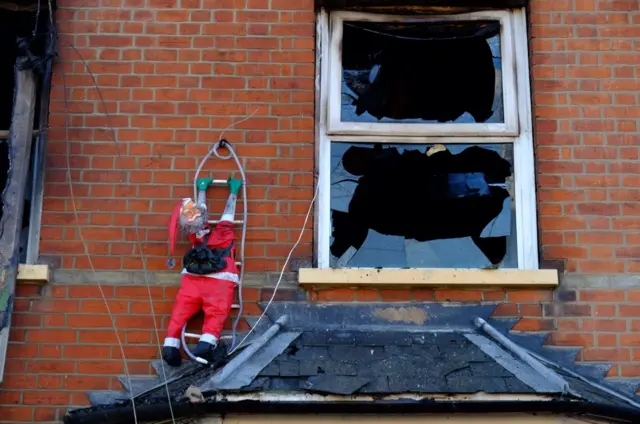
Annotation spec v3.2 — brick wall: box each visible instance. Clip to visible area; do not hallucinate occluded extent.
[39,0,640,274]
[532,0,640,274]
[3,284,640,422]
[1,0,639,422]
[42,0,316,273]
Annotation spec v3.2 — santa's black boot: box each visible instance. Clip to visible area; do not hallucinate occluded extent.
[162,346,182,367]
[193,340,227,366]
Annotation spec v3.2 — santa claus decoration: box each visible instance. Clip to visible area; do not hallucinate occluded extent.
[162,178,242,367]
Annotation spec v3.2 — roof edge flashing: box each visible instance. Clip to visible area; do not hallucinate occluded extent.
[474,317,569,393]
[524,344,640,411]
[199,315,289,392]
[62,397,640,424]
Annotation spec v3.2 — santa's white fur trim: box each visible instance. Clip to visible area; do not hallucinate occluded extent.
[164,337,181,348]
[200,333,218,345]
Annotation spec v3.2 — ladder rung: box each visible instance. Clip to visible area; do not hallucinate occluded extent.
[184,334,233,340]
[209,179,229,186]
[208,220,244,225]
[206,179,246,186]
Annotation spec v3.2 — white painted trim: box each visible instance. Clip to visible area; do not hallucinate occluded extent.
[512,8,539,270]
[180,270,240,283]
[313,11,325,267]
[315,8,539,272]
[317,9,332,268]
[327,135,517,144]
[326,10,519,138]
[164,337,181,348]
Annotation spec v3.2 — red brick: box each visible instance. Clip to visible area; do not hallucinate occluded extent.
[1,375,37,390]
[507,290,553,302]
[434,290,482,302]
[582,348,630,362]
[513,319,554,332]
[23,391,70,405]
[621,335,640,347]
[77,361,124,375]
[412,289,435,301]
[0,407,33,421]
[582,319,627,332]
[315,289,355,302]
[62,376,111,390]
[619,305,640,317]
[548,333,594,346]
[355,289,379,302]
[379,290,412,302]
[580,290,626,302]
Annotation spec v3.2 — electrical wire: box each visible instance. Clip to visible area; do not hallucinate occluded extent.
[61,72,139,424]
[57,39,176,423]
[228,179,319,356]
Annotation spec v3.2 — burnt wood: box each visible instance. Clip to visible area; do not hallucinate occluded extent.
[316,0,528,10]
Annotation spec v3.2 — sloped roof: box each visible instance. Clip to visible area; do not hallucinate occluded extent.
[210,329,556,395]
[64,303,640,424]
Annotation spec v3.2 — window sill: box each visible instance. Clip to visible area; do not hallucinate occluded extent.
[298,268,558,288]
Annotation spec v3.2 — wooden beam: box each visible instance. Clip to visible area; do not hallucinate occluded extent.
[0,62,37,384]
[315,0,529,9]
[16,264,50,284]
[299,268,559,288]
[0,129,39,139]
[26,25,55,265]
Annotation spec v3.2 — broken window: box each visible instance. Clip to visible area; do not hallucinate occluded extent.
[317,9,538,270]
[341,21,504,125]
[0,5,52,264]
[326,11,518,137]
[330,142,516,269]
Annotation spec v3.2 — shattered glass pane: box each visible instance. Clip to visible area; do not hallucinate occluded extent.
[329,142,517,269]
[341,20,504,124]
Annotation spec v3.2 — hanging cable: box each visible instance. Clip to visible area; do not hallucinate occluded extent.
[228,179,319,356]
[57,38,176,423]
[61,72,139,424]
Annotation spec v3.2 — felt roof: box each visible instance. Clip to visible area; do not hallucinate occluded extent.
[64,303,640,424]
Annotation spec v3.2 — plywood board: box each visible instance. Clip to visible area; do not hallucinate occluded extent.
[16,264,50,284]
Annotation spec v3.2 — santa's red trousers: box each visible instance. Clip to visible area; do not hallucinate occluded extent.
[166,274,236,340]
[165,221,238,343]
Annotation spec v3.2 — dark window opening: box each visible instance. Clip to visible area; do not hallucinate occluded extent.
[0,140,8,221]
[329,142,517,269]
[341,20,504,124]
[0,6,51,262]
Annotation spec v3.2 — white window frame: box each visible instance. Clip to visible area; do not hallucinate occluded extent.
[315,7,540,270]
[326,10,519,138]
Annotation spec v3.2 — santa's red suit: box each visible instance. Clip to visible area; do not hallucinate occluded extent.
[162,197,239,367]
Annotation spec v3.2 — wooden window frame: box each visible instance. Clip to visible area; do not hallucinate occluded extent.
[314,7,540,272]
